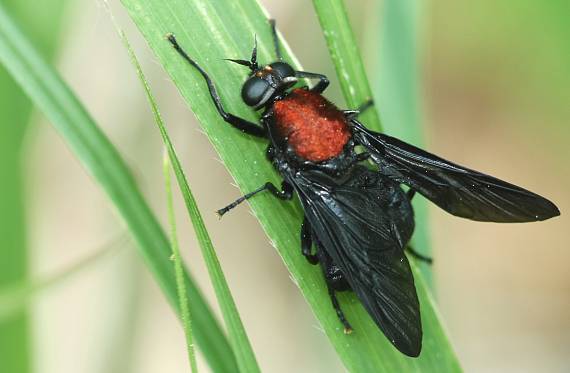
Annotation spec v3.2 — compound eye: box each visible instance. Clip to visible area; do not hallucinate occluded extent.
[241,76,272,107]
[269,61,295,79]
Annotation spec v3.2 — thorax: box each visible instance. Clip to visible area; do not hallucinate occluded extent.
[269,88,352,163]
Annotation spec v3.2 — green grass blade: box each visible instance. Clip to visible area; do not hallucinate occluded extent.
[120,0,461,371]
[163,153,199,373]
[0,5,237,373]
[0,0,69,371]
[117,21,259,371]
[375,0,432,281]
[313,0,458,369]
[311,0,432,282]
[311,0,382,131]
[106,6,200,370]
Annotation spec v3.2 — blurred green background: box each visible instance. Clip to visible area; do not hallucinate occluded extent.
[0,0,568,372]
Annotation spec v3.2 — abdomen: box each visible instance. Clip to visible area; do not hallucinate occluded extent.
[272,89,351,162]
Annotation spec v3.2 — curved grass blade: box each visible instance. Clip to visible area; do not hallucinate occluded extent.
[163,153,199,373]
[120,0,461,371]
[312,0,458,367]
[374,0,433,281]
[121,19,259,369]
[312,0,432,283]
[0,5,237,372]
[311,0,382,131]
[0,0,70,371]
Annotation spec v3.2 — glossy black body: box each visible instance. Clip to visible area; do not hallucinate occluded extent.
[167,20,560,357]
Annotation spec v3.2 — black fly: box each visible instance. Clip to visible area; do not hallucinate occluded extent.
[166,20,560,357]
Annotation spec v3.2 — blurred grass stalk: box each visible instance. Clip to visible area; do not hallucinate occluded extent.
[0,1,69,372]
[104,6,199,370]
[374,0,432,281]
[0,2,238,372]
[114,9,259,368]
[163,153,199,373]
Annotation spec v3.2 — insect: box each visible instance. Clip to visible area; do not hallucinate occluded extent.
[167,20,560,357]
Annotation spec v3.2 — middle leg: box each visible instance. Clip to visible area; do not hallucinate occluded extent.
[217,181,293,216]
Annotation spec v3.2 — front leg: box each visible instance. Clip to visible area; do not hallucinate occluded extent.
[167,34,266,137]
[295,70,329,93]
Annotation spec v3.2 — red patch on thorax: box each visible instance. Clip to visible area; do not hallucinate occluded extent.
[272,89,351,162]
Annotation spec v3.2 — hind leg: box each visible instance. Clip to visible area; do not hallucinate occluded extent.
[317,247,353,333]
[325,280,353,334]
[300,217,319,265]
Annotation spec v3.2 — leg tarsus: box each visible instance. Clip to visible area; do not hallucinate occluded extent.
[269,19,282,61]
[357,99,374,114]
[342,109,359,118]
[295,70,329,93]
[343,99,374,119]
[406,246,433,265]
[217,181,293,217]
[327,285,352,333]
[301,218,319,265]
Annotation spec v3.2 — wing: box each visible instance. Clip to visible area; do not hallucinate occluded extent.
[293,167,422,357]
[351,120,560,222]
